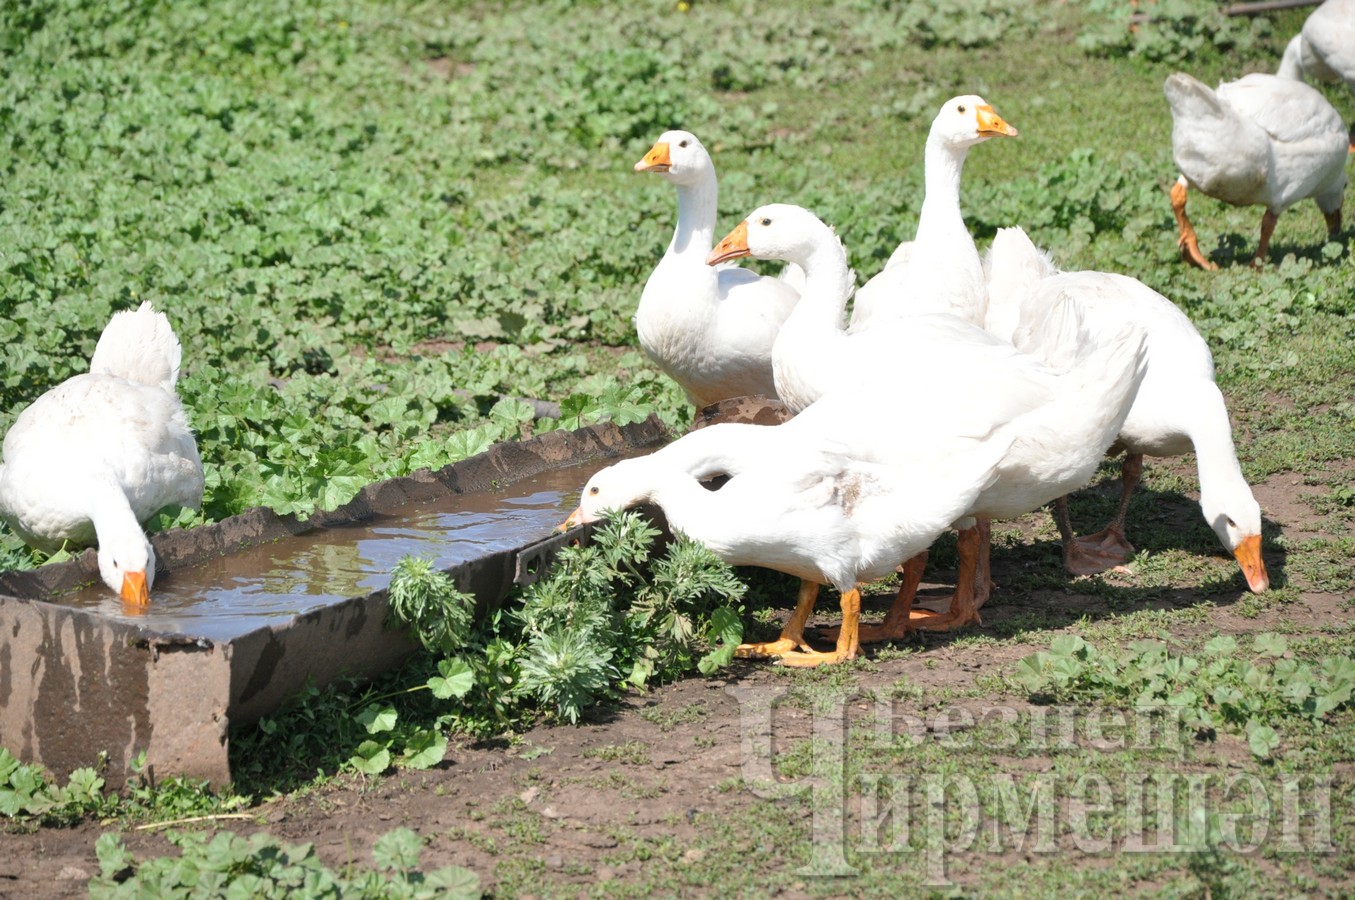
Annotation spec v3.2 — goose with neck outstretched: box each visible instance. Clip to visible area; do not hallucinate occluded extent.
[0,302,204,607]
[561,391,1017,666]
[984,225,1270,593]
[632,130,800,408]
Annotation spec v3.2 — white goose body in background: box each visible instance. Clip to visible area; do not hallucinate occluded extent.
[563,408,1014,666]
[632,130,800,409]
[1163,72,1347,270]
[848,95,1018,333]
[1278,0,1355,150]
[0,302,204,606]
[692,203,1150,638]
[985,226,1269,593]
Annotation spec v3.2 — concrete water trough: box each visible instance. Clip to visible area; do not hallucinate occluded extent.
[0,418,667,788]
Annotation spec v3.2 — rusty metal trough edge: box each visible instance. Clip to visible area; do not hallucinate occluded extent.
[0,417,668,788]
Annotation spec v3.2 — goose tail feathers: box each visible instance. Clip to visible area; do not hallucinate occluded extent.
[89,301,184,393]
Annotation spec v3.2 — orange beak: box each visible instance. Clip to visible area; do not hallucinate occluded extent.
[707,220,751,266]
[121,569,150,609]
[635,141,672,173]
[975,104,1019,138]
[1233,534,1269,593]
[557,506,585,533]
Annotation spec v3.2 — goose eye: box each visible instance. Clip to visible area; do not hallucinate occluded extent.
[957,104,967,114]
[589,486,599,495]
[759,217,772,226]
[678,139,689,148]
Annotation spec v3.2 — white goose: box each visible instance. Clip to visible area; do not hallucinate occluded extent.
[562,410,1015,666]
[632,130,800,408]
[848,94,1018,333]
[1164,72,1347,270]
[0,302,204,606]
[985,226,1269,593]
[694,204,1147,637]
[1278,0,1355,150]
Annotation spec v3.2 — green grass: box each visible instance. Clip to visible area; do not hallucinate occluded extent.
[3,0,1354,895]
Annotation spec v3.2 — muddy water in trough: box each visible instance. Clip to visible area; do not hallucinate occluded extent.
[56,456,645,642]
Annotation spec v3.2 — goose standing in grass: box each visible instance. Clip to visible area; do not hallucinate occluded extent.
[1163,72,1347,270]
[0,302,204,607]
[562,399,1016,666]
[1278,0,1355,151]
[848,94,1018,333]
[985,226,1270,593]
[632,130,800,408]
[694,204,1146,637]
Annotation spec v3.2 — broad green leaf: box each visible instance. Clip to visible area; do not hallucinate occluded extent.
[372,827,423,871]
[1253,633,1289,658]
[1246,721,1280,759]
[1203,635,1236,656]
[356,704,398,735]
[429,657,475,700]
[399,729,449,770]
[1048,635,1086,658]
[349,741,392,776]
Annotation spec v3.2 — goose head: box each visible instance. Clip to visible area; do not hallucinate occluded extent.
[1202,493,1269,593]
[560,458,655,530]
[98,531,156,608]
[706,203,837,270]
[930,95,1019,150]
[634,130,714,186]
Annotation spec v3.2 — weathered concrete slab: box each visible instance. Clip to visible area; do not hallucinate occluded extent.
[0,417,667,787]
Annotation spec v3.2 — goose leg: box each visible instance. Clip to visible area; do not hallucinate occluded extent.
[907,525,983,631]
[1171,176,1217,271]
[973,517,993,609]
[736,579,819,658]
[1058,454,1142,575]
[820,551,929,645]
[777,588,861,667]
[1253,210,1279,267]
[1323,207,1342,238]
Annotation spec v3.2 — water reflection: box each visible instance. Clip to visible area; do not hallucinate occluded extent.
[57,469,599,642]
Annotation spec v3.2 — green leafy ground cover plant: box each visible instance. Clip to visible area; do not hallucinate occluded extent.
[1,0,1353,895]
[0,748,247,828]
[90,827,479,899]
[1014,633,1355,758]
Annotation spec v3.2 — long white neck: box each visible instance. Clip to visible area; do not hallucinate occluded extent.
[771,232,856,409]
[668,173,719,259]
[913,133,986,321]
[1185,386,1258,531]
[86,478,145,545]
[778,233,854,339]
[653,422,787,480]
[1277,35,1305,81]
[915,133,970,255]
